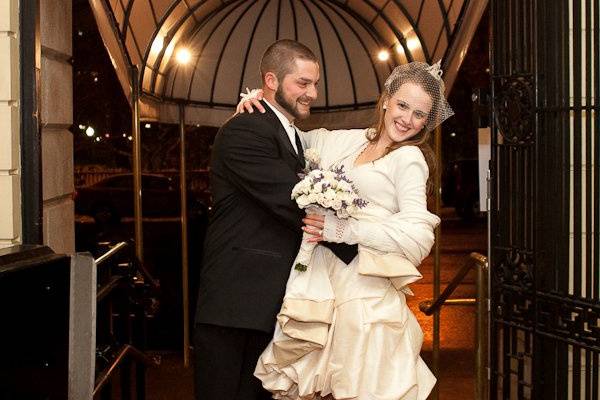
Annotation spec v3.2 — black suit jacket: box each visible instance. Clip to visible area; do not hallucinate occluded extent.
[195,103,356,333]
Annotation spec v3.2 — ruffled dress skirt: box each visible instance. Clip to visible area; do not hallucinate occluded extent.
[254,246,436,400]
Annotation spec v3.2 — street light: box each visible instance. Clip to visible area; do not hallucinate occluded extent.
[85,126,95,137]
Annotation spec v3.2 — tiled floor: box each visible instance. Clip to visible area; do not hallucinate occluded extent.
[144,212,487,399]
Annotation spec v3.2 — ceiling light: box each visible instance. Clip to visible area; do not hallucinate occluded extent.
[406,37,421,51]
[377,50,390,62]
[176,48,192,65]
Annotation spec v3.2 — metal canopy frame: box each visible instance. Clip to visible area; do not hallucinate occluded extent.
[97,0,469,113]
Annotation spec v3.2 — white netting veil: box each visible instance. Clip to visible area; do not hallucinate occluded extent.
[383,61,454,133]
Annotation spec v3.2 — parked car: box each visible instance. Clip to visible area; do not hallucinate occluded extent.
[75,173,207,224]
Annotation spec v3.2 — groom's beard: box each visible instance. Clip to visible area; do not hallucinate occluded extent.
[275,87,312,120]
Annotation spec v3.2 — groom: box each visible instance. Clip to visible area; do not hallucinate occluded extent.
[194,40,357,400]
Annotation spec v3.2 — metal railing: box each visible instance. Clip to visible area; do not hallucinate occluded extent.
[419,252,488,400]
[94,241,160,400]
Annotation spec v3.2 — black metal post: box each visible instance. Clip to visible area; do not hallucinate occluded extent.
[19,0,42,244]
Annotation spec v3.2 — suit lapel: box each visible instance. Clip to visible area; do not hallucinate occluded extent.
[261,101,304,171]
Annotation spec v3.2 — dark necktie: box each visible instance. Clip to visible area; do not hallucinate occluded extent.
[293,127,305,165]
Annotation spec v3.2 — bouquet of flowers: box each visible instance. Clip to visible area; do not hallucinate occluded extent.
[291,148,368,271]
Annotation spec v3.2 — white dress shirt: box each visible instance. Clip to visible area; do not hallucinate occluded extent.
[263,99,300,154]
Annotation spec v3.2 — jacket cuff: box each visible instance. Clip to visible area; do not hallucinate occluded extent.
[323,213,349,243]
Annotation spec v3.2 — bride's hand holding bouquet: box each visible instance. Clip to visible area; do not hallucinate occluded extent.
[291,148,367,271]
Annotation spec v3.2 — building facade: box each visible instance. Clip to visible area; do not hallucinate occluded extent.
[1,0,74,253]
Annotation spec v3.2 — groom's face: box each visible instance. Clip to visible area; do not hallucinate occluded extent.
[275,58,319,120]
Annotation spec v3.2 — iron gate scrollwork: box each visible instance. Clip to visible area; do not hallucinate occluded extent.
[490,0,599,399]
[494,75,535,145]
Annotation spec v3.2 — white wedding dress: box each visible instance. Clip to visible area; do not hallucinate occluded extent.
[255,129,440,400]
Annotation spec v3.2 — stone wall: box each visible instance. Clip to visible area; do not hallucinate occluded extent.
[0,0,20,248]
[40,0,75,253]
[0,0,74,253]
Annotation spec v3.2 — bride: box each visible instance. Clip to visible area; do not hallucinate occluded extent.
[238,61,453,400]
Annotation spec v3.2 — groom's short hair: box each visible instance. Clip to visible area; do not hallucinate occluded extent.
[260,40,318,84]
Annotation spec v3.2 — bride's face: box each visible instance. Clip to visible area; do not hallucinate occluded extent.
[381,82,432,146]
[275,59,320,121]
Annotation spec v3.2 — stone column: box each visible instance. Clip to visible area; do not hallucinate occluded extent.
[0,0,20,249]
[40,0,74,253]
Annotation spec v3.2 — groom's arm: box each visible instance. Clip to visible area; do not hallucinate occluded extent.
[218,119,304,232]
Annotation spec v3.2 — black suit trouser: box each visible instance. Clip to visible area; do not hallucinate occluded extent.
[194,323,272,400]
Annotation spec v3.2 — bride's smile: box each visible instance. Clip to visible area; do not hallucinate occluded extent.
[382,82,432,145]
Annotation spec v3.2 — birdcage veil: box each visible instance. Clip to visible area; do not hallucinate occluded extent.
[383,61,454,133]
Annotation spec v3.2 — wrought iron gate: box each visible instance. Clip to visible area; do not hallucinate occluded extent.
[490,0,599,399]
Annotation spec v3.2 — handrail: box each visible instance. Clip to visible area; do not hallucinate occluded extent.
[419,251,488,400]
[96,275,126,302]
[92,239,160,399]
[95,240,160,291]
[420,252,487,315]
[93,344,160,397]
[419,297,476,311]
[95,241,129,266]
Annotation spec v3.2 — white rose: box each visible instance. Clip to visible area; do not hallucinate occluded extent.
[321,198,332,208]
[296,195,312,207]
[301,182,311,194]
[337,180,352,192]
[323,171,334,181]
[316,193,326,205]
[324,188,336,200]
[337,192,351,204]
[331,199,342,210]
